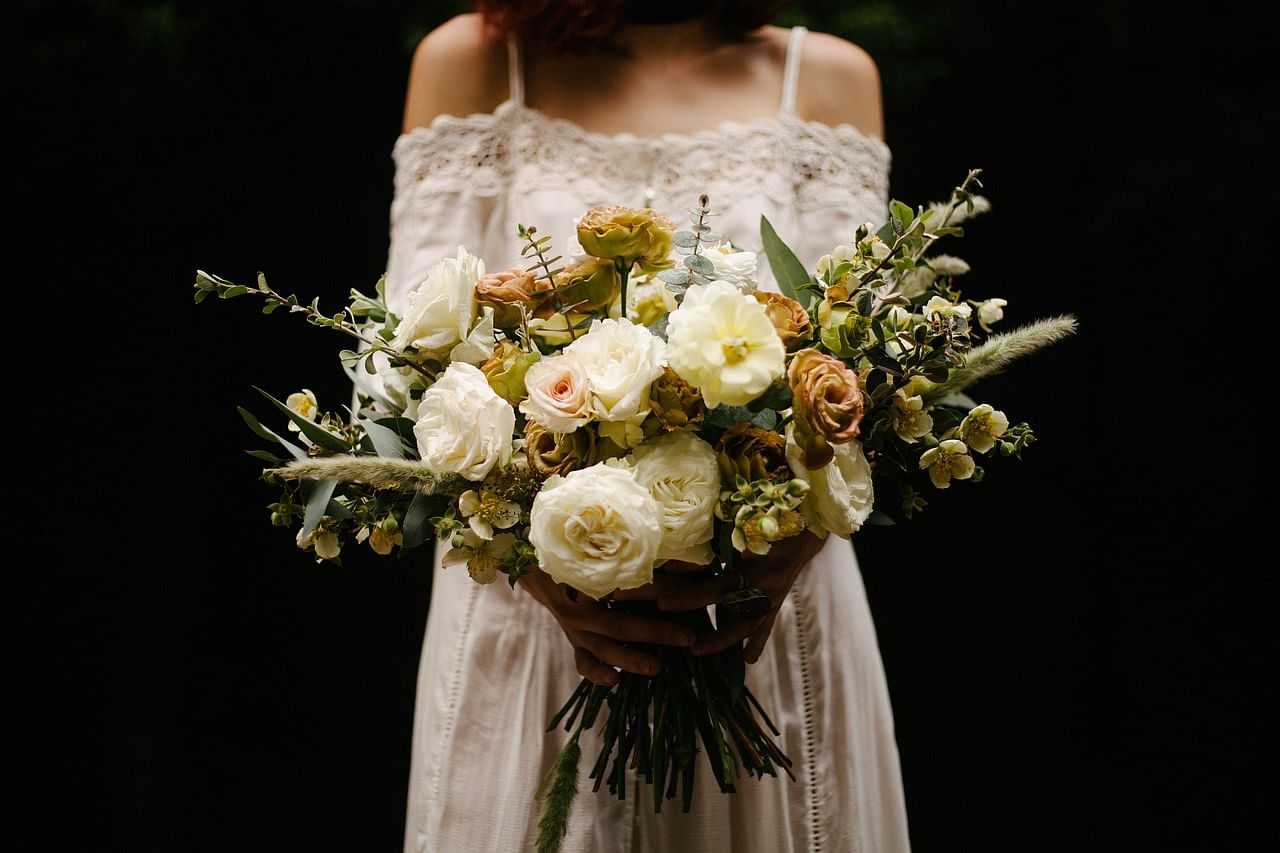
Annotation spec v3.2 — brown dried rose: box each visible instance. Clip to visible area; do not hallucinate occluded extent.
[647,367,706,431]
[714,422,791,483]
[524,419,598,478]
[553,257,621,314]
[788,348,866,469]
[475,266,554,329]
[753,291,813,352]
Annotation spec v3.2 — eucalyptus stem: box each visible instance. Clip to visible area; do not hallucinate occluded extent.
[194,271,437,382]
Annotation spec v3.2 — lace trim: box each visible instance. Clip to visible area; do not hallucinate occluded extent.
[391,99,890,214]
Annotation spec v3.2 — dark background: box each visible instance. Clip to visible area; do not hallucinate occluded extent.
[25,1,1268,850]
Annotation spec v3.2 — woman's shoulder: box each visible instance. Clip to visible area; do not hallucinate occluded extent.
[759,24,885,141]
[401,13,510,134]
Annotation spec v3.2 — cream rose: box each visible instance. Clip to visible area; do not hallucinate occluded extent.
[413,362,515,481]
[519,354,592,434]
[667,280,785,408]
[707,242,759,293]
[785,423,875,537]
[528,461,663,599]
[630,430,720,565]
[564,317,667,439]
[391,246,484,356]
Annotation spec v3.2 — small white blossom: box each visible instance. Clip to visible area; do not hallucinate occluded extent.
[285,389,318,433]
[919,439,975,489]
[442,530,516,585]
[959,404,1010,454]
[977,298,1008,332]
[925,295,973,320]
[889,390,934,443]
[458,488,521,540]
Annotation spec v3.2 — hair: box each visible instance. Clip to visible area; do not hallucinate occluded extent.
[473,1,789,50]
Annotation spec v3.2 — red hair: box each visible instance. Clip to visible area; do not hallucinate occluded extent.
[474,1,788,50]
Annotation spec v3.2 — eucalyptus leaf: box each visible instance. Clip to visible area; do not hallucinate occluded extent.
[673,231,698,249]
[658,268,690,286]
[685,254,714,275]
[252,386,351,453]
[237,406,307,460]
[301,479,339,535]
[357,416,407,459]
[760,215,813,309]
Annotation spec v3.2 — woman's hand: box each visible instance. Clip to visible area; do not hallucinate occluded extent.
[655,530,829,663]
[517,568,697,687]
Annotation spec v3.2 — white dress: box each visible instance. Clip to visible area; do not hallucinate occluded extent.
[384,26,911,853]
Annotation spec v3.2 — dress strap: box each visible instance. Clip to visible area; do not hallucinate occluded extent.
[506,33,525,106]
[779,25,808,116]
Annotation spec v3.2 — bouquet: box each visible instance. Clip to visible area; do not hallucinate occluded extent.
[195,169,1075,852]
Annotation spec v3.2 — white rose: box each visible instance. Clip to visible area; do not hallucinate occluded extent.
[564,317,666,424]
[519,353,593,433]
[528,461,662,599]
[391,246,484,356]
[708,242,759,293]
[631,430,720,565]
[413,362,514,481]
[786,424,875,537]
[666,280,785,408]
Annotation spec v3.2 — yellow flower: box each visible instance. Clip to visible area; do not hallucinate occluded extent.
[919,439,975,489]
[576,205,675,274]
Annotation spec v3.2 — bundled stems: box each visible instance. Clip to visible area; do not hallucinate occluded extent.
[535,603,792,853]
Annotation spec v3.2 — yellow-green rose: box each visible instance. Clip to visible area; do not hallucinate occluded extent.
[524,420,598,478]
[647,367,706,431]
[553,257,621,313]
[479,341,540,406]
[576,205,675,274]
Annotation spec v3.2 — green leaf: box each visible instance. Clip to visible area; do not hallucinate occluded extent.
[257,272,270,292]
[220,285,249,299]
[760,215,812,308]
[867,510,896,526]
[301,479,339,535]
[357,416,407,459]
[890,201,914,233]
[252,386,351,453]
[245,449,285,465]
[236,406,307,460]
[364,352,379,375]
[262,301,282,315]
[193,289,209,304]
[402,491,434,549]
